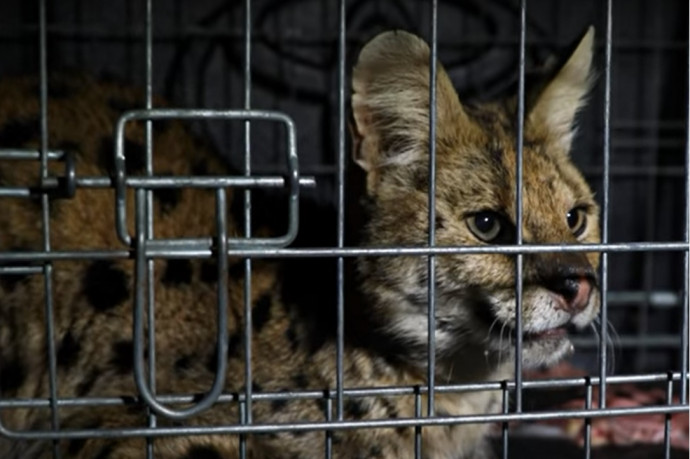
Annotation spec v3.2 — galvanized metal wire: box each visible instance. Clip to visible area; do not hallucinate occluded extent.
[0,1,687,458]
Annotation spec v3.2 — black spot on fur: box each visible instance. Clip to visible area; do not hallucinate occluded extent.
[285,326,299,352]
[180,445,224,459]
[56,140,81,156]
[110,340,134,374]
[434,215,445,230]
[0,117,40,148]
[0,247,34,292]
[239,381,263,394]
[93,443,115,459]
[271,392,289,411]
[369,445,384,458]
[200,259,244,284]
[57,331,81,368]
[153,186,182,213]
[0,358,25,393]
[466,105,499,131]
[121,397,143,417]
[65,421,101,455]
[76,369,99,396]
[228,262,244,279]
[124,140,147,175]
[252,295,272,332]
[162,259,192,286]
[345,399,367,419]
[227,332,241,357]
[380,398,399,420]
[292,373,308,388]
[314,396,328,414]
[522,137,539,149]
[66,437,87,455]
[488,143,504,165]
[98,137,146,176]
[83,261,129,311]
[206,347,218,373]
[411,167,429,191]
[200,260,218,284]
[0,264,29,292]
[175,354,194,372]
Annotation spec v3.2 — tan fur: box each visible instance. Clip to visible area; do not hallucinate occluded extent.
[0,28,599,459]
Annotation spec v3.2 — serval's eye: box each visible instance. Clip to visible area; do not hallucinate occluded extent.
[467,211,502,242]
[566,207,587,237]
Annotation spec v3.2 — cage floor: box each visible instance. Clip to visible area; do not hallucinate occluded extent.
[491,436,687,459]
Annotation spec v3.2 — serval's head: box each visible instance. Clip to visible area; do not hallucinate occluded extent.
[351,28,600,376]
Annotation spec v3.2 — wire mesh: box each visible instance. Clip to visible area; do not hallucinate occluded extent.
[0,0,687,458]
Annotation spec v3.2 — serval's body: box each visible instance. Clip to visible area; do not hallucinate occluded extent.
[0,29,599,458]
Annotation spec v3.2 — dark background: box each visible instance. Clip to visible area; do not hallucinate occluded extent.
[0,0,687,376]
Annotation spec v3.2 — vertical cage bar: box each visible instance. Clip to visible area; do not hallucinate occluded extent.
[414,388,422,459]
[173,0,186,104]
[39,0,49,177]
[325,394,333,459]
[237,400,246,459]
[335,0,346,423]
[144,1,156,457]
[663,373,673,459]
[681,0,690,406]
[242,1,253,457]
[583,377,592,459]
[41,165,58,458]
[636,5,666,374]
[513,0,527,413]
[125,0,134,77]
[599,0,613,409]
[426,0,438,418]
[501,382,509,459]
[38,1,60,457]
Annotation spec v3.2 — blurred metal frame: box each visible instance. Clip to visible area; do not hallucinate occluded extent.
[0,1,687,458]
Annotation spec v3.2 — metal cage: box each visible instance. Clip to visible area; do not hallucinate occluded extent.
[0,0,688,458]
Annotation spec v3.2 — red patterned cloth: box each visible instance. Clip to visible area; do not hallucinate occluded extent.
[522,363,689,450]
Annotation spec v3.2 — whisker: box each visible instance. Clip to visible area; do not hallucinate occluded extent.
[498,321,509,364]
[486,317,501,343]
[589,321,600,345]
[605,320,620,374]
[589,319,617,375]
[589,321,602,371]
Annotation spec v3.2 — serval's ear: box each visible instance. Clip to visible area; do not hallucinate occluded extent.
[351,30,468,194]
[528,26,596,150]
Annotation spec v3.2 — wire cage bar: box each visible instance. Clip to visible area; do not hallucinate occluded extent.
[0,0,688,459]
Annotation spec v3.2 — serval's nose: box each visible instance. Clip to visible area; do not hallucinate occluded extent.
[533,252,597,314]
[546,276,593,314]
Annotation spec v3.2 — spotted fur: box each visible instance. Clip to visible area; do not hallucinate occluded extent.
[0,28,600,459]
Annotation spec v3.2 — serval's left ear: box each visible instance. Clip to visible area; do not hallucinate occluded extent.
[528,26,596,150]
[351,30,469,195]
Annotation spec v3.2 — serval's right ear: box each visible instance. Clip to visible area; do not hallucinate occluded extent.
[351,30,469,195]
[527,26,596,152]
